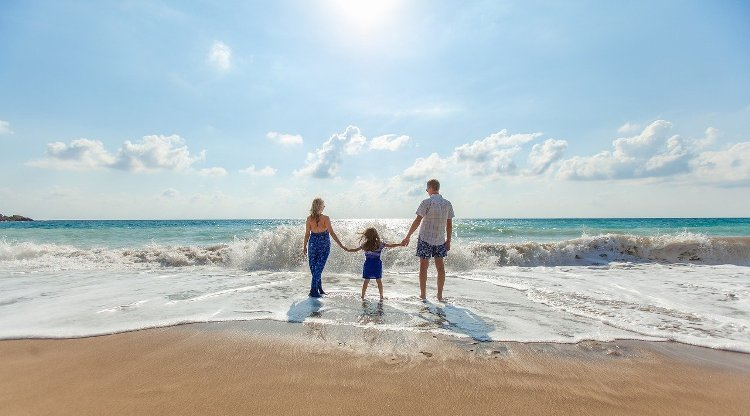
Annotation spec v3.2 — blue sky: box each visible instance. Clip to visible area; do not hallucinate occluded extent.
[1,0,749,219]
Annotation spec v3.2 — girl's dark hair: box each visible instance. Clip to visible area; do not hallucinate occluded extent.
[359,227,381,252]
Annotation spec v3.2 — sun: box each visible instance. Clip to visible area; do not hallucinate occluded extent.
[328,0,401,32]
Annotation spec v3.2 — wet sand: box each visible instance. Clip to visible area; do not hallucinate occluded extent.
[1,321,749,416]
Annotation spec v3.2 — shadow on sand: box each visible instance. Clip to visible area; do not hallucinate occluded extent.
[420,302,494,342]
[286,298,323,323]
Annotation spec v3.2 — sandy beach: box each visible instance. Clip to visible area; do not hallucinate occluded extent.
[1,321,748,416]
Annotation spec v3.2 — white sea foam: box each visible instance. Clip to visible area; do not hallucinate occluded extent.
[1,226,749,352]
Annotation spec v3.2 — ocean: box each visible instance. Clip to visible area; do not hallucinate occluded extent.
[1,218,749,352]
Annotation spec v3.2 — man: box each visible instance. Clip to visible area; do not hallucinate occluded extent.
[401,178,454,301]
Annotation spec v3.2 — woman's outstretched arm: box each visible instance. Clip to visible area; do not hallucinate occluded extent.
[303,218,311,256]
[326,217,346,249]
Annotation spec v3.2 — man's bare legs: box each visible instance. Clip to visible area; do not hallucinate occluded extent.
[435,257,446,301]
[419,257,446,300]
[419,258,429,299]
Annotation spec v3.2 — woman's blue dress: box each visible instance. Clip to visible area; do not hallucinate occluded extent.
[307,230,330,297]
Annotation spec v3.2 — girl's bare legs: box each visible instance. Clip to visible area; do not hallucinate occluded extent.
[361,279,369,300]
[376,278,383,300]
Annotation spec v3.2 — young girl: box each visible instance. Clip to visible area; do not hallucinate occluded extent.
[345,227,402,300]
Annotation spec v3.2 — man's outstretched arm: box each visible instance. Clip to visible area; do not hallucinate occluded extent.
[445,218,452,251]
[401,215,422,246]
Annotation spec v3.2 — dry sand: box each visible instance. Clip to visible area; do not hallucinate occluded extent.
[1,321,749,416]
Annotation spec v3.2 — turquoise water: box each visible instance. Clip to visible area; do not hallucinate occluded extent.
[2,218,749,248]
[456,218,750,243]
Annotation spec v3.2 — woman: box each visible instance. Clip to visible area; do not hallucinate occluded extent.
[303,198,346,297]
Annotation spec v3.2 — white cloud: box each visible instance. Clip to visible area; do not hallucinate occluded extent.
[617,122,641,134]
[266,131,303,147]
[692,142,750,184]
[344,128,367,155]
[28,135,206,173]
[294,125,367,178]
[400,129,560,181]
[527,139,568,174]
[558,120,691,180]
[0,120,13,135]
[198,167,228,177]
[369,134,410,151]
[697,127,719,149]
[557,152,617,180]
[397,122,747,186]
[612,120,673,159]
[293,126,411,178]
[240,165,276,176]
[113,135,205,173]
[208,41,232,71]
[452,130,542,176]
[641,135,690,176]
[27,138,116,170]
[401,153,449,180]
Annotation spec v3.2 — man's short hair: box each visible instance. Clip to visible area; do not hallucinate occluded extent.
[427,179,440,191]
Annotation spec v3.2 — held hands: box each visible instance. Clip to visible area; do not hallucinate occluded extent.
[397,237,450,250]
[338,242,354,252]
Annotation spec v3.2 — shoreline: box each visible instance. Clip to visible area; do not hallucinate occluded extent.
[3,316,750,359]
[2,320,749,415]
[1,318,750,367]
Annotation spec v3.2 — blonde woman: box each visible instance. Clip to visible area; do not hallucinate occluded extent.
[303,198,346,297]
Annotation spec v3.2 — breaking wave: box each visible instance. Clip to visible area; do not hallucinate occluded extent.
[2,229,749,271]
[464,232,750,267]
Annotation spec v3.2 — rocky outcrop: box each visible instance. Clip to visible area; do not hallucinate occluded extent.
[0,214,34,221]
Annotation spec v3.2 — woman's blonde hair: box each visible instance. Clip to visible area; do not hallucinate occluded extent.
[309,198,325,225]
[359,227,382,252]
